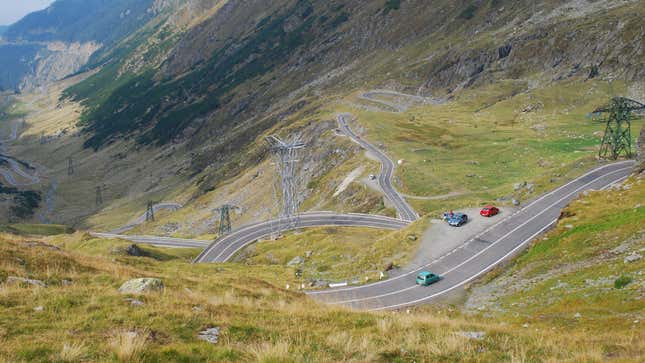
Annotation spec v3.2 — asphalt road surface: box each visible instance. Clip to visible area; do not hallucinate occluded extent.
[91,232,210,249]
[337,114,418,222]
[194,212,410,263]
[307,160,634,310]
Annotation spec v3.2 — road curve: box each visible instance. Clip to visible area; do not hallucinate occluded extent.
[194,212,410,263]
[337,114,418,222]
[307,161,634,310]
[91,232,210,249]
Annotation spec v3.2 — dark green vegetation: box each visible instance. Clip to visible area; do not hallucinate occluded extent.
[383,0,401,14]
[0,224,74,236]
[66,0,323,149]
[0,183,41,220]
[458,4,479,20]
[614,275,633,289]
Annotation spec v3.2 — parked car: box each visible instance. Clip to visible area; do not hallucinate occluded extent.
[480,205,500,217]
[416,271,441,286]
[447,212,468,227]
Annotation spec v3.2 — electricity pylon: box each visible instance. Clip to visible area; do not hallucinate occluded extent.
[215,204,240,235]
[145,201,156,222]
[593,97,645,160]
[95,186,104,206]
[266,135,305,234]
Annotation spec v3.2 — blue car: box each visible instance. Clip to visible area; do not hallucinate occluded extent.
[447,213,468,227]
[416,271,441,286]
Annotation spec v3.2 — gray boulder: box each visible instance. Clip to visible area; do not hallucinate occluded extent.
[287,256,304,266]
[118,278,164,294]
[6,276,46,287]
[624,253,642,264]
[198,327,220,344]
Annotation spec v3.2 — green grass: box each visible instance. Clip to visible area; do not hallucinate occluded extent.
[469,175,644,335]
[334,78,643,218]
[237,223,427,283]
[0,224,74,236]
[1,226,643,361]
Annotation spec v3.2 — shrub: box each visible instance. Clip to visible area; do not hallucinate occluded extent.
[614,275,632,289]
[384,0,401,14]
[459,4,478,20]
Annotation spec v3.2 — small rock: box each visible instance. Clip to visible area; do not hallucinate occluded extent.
[124,298,144,306]
[305,251,313,258]
[62,279,73,286]
[287,256,304,266]
[522,323,529,328]
[610,244,630,255]
[6,276,46,288]
[624,253,642,264]
[192,306,204,312]
[564,224,574,229]
[458,331,486,340]
[512,199,521,206]
[407,234,418,241]
[34,306,44,312]
[198,327,220,344]
[574,313,582,319]
[550,281,569,290]
[118,278,164,294]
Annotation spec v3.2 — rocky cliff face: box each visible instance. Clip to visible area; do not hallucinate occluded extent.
[19,42,102,91]
[0,0,162,92]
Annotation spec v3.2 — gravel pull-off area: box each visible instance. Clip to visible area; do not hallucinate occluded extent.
[405,207,518,272]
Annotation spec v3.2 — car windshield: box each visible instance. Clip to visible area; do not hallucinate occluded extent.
[482,208,489,211]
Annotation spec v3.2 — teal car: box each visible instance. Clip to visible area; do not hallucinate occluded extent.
[416,271,441,286]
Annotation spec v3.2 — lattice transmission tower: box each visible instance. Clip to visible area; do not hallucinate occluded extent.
[67,157,74,176]
[145,201,156,222]
[214,204,240,236]
[95,186,104,206]
[266,135,305,234]
[593,97,644,160]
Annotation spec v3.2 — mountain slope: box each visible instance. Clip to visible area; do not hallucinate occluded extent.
[0,0,164,91]
[1,0,643,233]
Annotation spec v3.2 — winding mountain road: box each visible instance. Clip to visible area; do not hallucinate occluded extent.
[194,212,410,263]
[103,114,418,254]
[338,114,418,222]
[307,160,634,310]
[92,113,633,311]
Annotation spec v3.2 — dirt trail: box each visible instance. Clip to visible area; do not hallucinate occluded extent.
[358,89,444,113]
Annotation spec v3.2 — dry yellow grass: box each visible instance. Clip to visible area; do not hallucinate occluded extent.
[110,329,149,362]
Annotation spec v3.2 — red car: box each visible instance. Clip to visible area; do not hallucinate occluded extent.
[480,206,500,217]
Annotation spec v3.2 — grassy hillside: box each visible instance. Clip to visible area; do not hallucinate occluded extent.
[1,224,642,362]
[465,172,644,359]
[237,222,427,284]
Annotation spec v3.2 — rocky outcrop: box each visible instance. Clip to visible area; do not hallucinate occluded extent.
[118,278,164,294]
[19,41,101,91]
